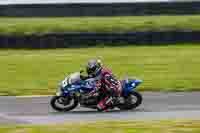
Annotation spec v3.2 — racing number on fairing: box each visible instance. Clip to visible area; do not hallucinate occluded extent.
[62,79,68,88]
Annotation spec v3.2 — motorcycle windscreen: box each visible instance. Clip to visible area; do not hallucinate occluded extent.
[68,72,81,84]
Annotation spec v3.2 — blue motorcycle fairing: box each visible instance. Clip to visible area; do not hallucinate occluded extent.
[122,79,143,97]
[60,78,143,97]
[60,81,95,96]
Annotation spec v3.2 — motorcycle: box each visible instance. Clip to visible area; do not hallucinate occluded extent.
[50,72,143,112]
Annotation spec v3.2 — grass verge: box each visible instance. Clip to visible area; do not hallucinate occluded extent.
[0,120,200,133]
[0,44,200,95]
[1,15,200,35]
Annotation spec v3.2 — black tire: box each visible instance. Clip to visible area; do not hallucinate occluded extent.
[119,91,142,110]
[50,96,78,112]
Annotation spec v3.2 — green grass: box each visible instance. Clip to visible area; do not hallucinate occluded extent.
[1,120,200,133]
[1,15,200,35]
[0,44,200,95]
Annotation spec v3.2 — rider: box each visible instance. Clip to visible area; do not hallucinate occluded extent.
[81,59,122,111]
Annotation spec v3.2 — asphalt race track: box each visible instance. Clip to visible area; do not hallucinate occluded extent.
[0,92,200,124]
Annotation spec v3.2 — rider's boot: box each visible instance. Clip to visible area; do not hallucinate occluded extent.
[97,96,113,112]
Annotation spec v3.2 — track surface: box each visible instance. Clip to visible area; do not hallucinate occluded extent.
[0,92,200,124]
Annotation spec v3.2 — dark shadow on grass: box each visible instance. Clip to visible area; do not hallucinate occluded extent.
[1,31,200,49]
[50,108,143,115]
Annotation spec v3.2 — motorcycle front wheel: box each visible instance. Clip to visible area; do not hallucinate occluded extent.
[50,96,78,112]
[118,91,142,110]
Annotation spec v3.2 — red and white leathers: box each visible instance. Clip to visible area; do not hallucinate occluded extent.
[88,67,122,111]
